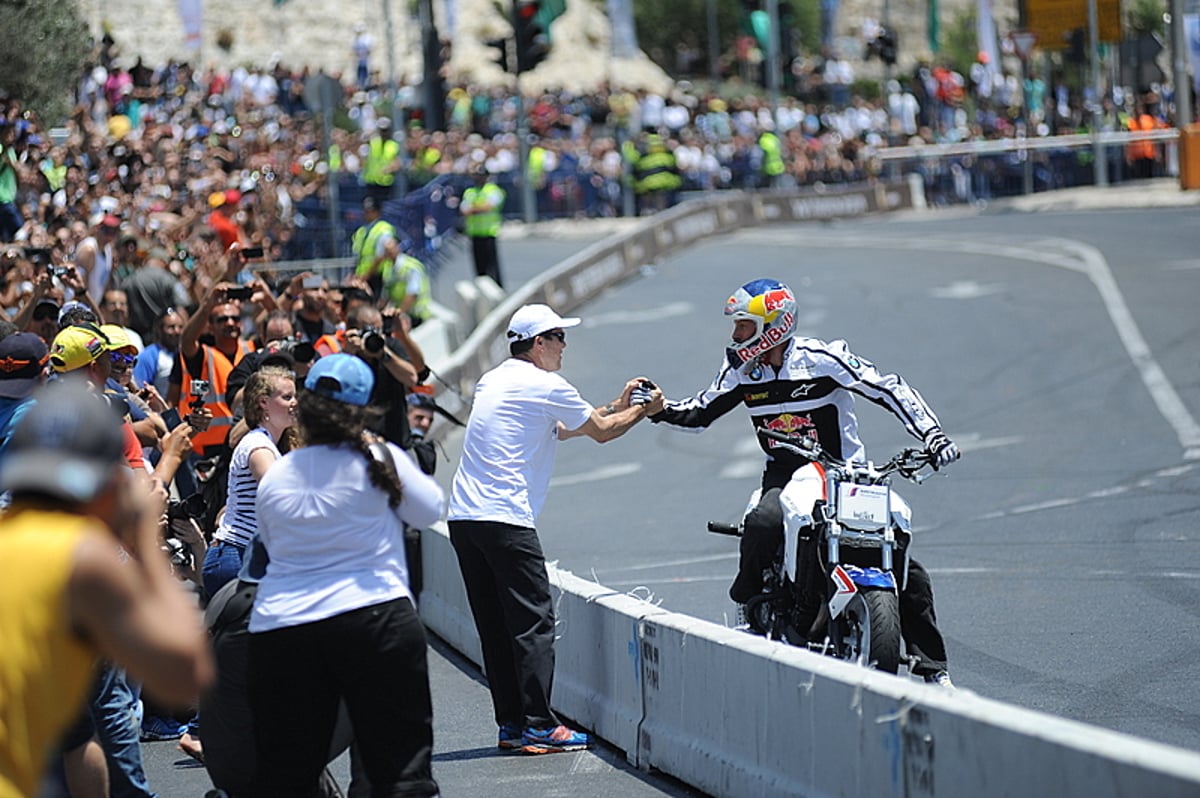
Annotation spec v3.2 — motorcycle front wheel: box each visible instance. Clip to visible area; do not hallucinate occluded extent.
[842,590,902,674]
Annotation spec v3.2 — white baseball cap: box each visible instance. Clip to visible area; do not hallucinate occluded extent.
[506,304,581,342]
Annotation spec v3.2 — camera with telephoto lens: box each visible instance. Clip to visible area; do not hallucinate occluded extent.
[167,492,207,523]
[268,337,316,364]
[163,494,207,569]
[361,327,386,354]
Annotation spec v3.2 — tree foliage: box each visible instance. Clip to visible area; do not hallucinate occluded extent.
[632,0,820,78]
[0,0,89,125]
[1125,0,1165,37]
[633,0,740,75]
[941,8,978,74]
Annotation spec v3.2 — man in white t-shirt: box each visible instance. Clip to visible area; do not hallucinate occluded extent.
[447,304,663,755]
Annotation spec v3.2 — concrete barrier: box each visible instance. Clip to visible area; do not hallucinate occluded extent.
[418,524,1200,797]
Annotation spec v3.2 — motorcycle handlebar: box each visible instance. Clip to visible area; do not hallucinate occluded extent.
[757,427,823,457]
[706,520,742,537]
[758,428,937,483]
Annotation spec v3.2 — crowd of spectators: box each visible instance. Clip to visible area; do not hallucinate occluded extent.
[0,33,1181,330]
[0,24,1186,796]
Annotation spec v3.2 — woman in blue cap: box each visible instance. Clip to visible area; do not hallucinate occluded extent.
[246,354,444,797]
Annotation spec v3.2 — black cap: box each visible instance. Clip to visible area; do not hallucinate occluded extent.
[0,382,126,502]
[0,332,49,399]
[259,346,296,370]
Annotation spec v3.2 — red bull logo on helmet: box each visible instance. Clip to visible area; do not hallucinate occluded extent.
[762,287,794,313]
[733,310,796,362]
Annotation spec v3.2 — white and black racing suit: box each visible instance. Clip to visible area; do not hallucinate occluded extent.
[649,335,950,675]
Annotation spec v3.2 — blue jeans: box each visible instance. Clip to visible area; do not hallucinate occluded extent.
[93,665,156,798]
[203,540,246,601]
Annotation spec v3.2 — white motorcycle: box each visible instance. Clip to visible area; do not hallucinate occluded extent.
[709,428,938,673]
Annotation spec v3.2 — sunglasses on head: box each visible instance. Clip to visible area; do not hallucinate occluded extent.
[540,330,566,343]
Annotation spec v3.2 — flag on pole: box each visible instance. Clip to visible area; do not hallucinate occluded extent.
[177,0,203,52]
[976,0,1001,72]
[928,0,940,53]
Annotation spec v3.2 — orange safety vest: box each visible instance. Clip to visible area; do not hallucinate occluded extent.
[179,341,254,455]
[1126,114,1158,162]
[314,332,344,358]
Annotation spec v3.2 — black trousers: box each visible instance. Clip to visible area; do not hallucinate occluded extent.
[448,520,558,730]
[247,597,437,798]
[470,235,503,287]
[732,482,949,676]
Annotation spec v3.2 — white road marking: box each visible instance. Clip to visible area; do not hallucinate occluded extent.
[580,301,693,327]
[720,460,764,479]
[720,438,767,479]
[604,552,739,573]
[550,462,642,487]
[931,280,1005,299]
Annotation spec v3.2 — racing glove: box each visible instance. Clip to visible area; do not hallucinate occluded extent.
[924,430,961,469]
[629,387,654,406]
[629,379,657,406]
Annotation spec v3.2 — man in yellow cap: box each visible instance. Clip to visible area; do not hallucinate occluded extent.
[50,323,117,385]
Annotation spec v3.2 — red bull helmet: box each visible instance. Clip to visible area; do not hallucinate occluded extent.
[724,278,798,368]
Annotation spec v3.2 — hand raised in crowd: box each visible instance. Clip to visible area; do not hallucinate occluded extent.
[381,306,410,336]
[342,326,379,359]
[186,407,213,433]
[223,242,250,280]
[160,423,196,461]
[138,384,169,414]
[285,271,311,300]
[249,274,274,302]
[30,269,54,299]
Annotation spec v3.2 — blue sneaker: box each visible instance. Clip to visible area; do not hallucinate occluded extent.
[521,724,591,754]
[498,722,523,750]
[140,715,185,742]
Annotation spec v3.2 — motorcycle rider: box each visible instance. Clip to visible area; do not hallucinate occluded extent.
[647,278,961,686]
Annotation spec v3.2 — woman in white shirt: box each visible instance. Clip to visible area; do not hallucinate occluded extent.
[247,354,444,798]
[200,366,296,601]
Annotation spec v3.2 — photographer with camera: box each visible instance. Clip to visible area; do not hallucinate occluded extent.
[341,303,428,449]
